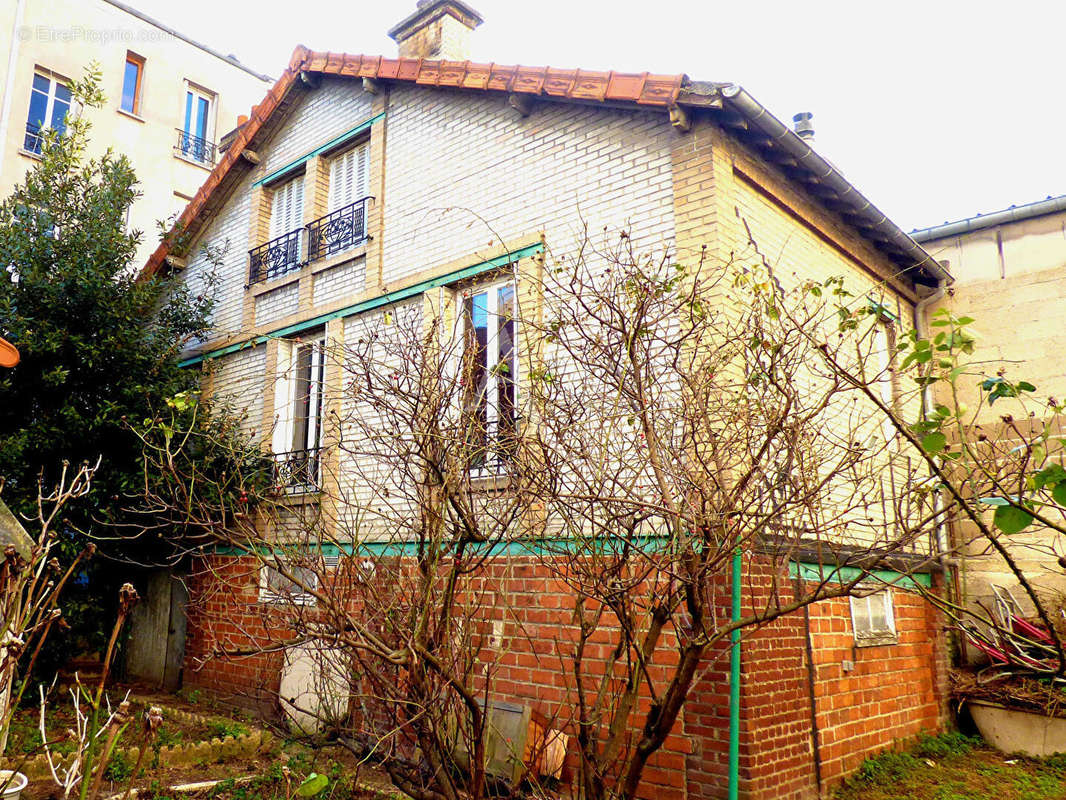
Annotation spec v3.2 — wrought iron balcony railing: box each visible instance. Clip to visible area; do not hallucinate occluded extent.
[249,229,303,285]
[175,129,216,165]
[273,447,322,494]
[306,197,370,263]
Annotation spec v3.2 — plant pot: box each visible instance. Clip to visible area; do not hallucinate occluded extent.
[0,770,27,800]
[969,700,1066,757]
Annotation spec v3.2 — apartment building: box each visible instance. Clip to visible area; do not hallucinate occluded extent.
[0,0,271,266]
[137,2,953,797]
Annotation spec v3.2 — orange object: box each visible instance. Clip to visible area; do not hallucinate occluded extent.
[0,336,19,368]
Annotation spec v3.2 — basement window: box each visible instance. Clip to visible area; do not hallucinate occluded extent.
[850,589,897,647]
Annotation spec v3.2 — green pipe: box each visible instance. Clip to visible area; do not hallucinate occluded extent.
[729,544,741,800]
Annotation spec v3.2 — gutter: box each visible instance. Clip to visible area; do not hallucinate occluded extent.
[911,193,1066,242]
[718,85,952,287]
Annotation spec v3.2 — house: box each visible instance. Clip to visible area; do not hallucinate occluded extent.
[142,2,952,797]
[0,0,272,267]
[912,197,1066,650]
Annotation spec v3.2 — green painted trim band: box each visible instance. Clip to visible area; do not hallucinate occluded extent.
[251,112,385,188]
[789,561,932,589]
[212,531,674,558]
[179,242,544,367]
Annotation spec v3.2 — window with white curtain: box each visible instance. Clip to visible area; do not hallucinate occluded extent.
[461,281,518,476]
[272,331,325,492]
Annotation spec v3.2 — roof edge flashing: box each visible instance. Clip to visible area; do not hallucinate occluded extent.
[720,85,951,286]
[912,194,1066,242]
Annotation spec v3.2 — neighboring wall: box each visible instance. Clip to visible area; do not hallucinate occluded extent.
[917,210,1066,617]
[0,0,270,267]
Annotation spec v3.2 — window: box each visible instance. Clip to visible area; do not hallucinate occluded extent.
[120,52,144,115]
[24,71,71,154]
[328,141,370,212]
[259,554,338,604]
[462,282,517,475]
[272,333,325,492]
[850,590,897,647]
[259,560,318,604]
[270,176,304,240]
[179,84,214,163]
[306,142,371,262]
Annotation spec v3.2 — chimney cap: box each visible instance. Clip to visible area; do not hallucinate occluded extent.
[388,0,484,43]
[792,111,815,141]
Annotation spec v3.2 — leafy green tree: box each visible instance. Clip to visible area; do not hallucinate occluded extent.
[0,66,213,659]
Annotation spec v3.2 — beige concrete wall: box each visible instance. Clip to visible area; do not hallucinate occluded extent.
[0,0,270,268]
[921,210,1066,284]
[921,212,1066,623]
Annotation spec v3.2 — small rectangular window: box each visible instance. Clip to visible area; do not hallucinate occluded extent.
[120,53,144,115]
[328,141,370,212]
[850,590,897,647]
[25,71,71,154]
[259,560,318,605]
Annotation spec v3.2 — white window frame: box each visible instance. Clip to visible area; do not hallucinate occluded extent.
[24,69,72,155]
[259,560,316,605]
[850,589,897,647]
[327,140,371,212]
[269,175,305,241]
[258,554,339,605]
[272,333,326,493]
[460,280,519,477]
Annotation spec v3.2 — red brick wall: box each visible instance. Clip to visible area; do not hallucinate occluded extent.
[181,554,946,799]
[736,561,818,800]
[183,556,287,715]
[806,583,947,789]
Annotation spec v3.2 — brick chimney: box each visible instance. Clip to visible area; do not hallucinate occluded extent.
[388,0,484,61]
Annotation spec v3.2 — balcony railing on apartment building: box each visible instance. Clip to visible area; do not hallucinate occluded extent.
[273,447,322,494]
[247,196,371,286]
[175,129,217,165]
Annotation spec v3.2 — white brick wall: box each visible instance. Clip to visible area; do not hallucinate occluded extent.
[179,171,255,351]
[313,258,366,307]
[255,282,300,326]
[208,344,267,442]
[381,86,676,286]
[260,78,374,176]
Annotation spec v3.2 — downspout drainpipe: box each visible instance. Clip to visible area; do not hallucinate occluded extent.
[913,279,959,658]
[728,544,741,800]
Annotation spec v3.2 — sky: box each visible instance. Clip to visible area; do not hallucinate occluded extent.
[135,0,1066,233]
